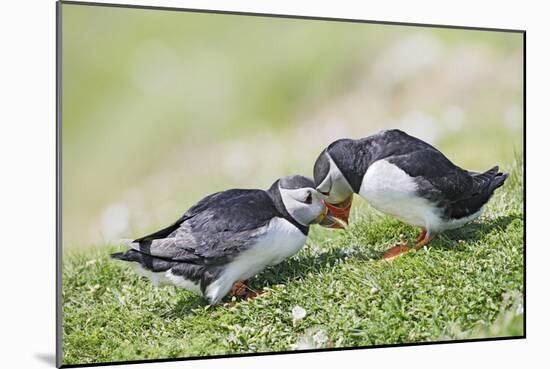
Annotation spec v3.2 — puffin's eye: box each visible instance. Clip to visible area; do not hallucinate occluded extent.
[304,192,312,204]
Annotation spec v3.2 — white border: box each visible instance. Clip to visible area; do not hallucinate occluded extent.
[1,1,546,368]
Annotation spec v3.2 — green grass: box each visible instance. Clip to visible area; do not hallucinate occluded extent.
[62,158,524,365]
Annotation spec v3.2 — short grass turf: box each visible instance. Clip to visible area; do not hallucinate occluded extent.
[62,159,524,365]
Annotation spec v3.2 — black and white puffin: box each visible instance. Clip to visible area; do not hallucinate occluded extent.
[313,129,508,259]
[111,175,342,305]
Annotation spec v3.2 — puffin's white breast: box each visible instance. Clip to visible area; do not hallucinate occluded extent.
[205,217,306,303]
[359,159,441,229]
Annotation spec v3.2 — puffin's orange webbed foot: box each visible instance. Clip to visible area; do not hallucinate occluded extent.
[381,228,434,260]
[229,281,264,301]
[382,244,412,260]
[416,228,427,243]
[229,281,248,299]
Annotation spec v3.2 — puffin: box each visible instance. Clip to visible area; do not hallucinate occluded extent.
[111,175,343,305]
[312,129,508,259]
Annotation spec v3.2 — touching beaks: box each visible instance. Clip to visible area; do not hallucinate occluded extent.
[319,213,348,229]
[312,207,347,229]
[319,195,353,229]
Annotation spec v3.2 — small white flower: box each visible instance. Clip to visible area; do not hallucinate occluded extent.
[292,328,330,350]
[292,305,307,324]
[292,335,315,350]
[312,330,328,346]
[370,287,379,294]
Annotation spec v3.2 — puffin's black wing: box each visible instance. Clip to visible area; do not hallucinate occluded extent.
[364,129,442,162]
[327,129,448,192]
[386,149,472,201]
[387,149,507,218]
[128,189,280,265]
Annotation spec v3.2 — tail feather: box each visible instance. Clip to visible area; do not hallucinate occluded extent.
[447,166,508,219]
[110,239,140,261]
[111,249,141,262]
[111,239,178,272]
[471,166,498,186]
[489,172,508,193]
[111,248,177,272]
[471,166,508,194]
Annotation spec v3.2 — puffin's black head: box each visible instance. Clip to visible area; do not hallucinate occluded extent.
[269,175,346,229]
[313,149,331,191]
[279,174,316,191]
[313,141,356,228]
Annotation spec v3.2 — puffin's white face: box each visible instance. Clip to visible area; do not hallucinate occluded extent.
[279,186,327,226]
[315,153,354,204]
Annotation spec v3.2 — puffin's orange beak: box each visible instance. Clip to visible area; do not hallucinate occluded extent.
[319,195,353,229]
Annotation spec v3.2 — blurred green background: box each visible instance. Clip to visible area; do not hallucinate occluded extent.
[62,4,523,249]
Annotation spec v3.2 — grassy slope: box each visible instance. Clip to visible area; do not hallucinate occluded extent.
[62,158,524,365]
